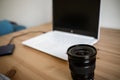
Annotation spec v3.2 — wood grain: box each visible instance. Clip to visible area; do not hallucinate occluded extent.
[0,24,120,80]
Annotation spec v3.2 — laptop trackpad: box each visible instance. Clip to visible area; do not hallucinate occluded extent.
[22,31,96,60]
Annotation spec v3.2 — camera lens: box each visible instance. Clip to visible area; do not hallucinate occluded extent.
[67,44,97,80]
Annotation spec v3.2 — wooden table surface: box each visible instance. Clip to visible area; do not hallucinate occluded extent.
[0,23,120,80]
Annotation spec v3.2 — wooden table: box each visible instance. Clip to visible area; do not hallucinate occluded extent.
[0,23,120,80]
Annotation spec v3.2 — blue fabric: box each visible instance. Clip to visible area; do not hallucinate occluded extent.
[0,20,13,36]
[13,25,26,32]
[0,20,26,36]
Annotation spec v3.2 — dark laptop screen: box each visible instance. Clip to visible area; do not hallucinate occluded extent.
[53,0,100,38]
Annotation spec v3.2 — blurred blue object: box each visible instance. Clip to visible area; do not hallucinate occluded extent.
[0,20,13,36]
[0,20,26,36]
[13,25,26,32]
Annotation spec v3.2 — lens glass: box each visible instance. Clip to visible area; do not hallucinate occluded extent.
[67,44,97,80]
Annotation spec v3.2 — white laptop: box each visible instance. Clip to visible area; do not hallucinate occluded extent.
[22,0,101,60]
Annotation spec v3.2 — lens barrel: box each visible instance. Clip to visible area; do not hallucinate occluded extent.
[67,44,97,80]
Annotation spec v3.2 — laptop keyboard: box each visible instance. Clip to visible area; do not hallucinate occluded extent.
[49,31,94,46]
[22,31,96,60]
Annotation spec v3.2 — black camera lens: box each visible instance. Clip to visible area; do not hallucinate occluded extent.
[67,44,97,80]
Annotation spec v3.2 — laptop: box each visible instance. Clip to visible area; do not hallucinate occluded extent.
[22,0,101,60]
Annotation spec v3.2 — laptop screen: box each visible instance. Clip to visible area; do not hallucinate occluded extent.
[53,0,100,39]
